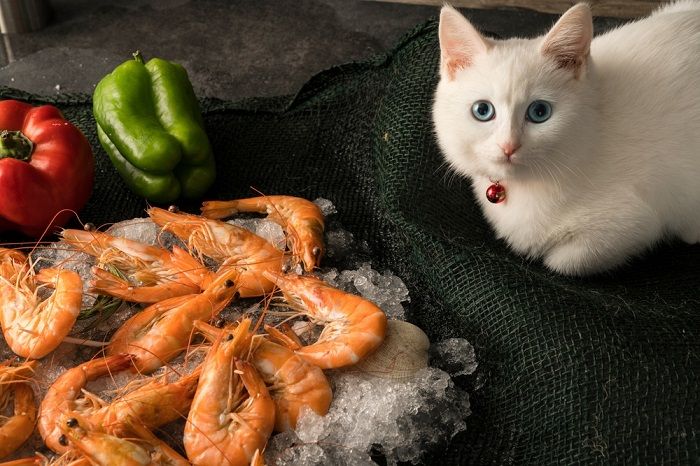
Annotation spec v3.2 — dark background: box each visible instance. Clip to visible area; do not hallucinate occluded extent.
[1,0,625,100]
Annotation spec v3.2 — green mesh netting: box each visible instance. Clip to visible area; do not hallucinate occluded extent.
[1,19,698,465]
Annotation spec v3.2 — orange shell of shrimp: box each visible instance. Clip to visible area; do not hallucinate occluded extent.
[107,266,240,374]
[0,382,37,459]
[61,229,210,303]
[184,320,275,466]
[0,248,28,282]
[38,354,134,454]
[0,267,82,359]
[253,338,332,432]
[201,195,325,272]
[95,366,201,437]
[263,271,387,369]
[147,207,285,298]
[59,413,189,466]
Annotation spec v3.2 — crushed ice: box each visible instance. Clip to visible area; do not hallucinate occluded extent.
[266,368,471,466]
[432,338,479,378]
[319,263,410,320]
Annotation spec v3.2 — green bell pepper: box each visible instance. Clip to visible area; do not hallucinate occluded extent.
[93,51,216,203]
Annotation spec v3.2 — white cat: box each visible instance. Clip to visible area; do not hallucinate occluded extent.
[433,1,700,276]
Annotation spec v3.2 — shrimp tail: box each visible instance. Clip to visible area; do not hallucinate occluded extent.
[61,229,110,257]
[263,324,302,351]
[147,207,194,240]
[236,359,269,398]
[33,267,67,287]
[199,200,240,219]
[89,266,128,295]
[0,383,37,458]
[193,320,223,342]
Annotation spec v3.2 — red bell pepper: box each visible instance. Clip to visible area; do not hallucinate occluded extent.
[0,100,94,238]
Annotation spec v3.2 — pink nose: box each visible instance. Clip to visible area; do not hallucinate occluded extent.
[498,142,521,158]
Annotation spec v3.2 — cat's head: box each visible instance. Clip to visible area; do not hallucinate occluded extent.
[433,4,593,184]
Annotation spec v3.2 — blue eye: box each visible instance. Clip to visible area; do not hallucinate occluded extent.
[471,100,495,122]
[526,100,552,123]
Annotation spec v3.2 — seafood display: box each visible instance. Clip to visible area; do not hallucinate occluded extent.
[0,195,475,465]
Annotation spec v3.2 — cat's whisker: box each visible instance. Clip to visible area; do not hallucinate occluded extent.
[546,151,597,190]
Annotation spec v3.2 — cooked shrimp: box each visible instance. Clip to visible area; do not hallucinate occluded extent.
[263,271,387,369]
[201,195,325,272]
[59,414,189,466]
[184,319,275,466]
[38,354,134,454]
[0,267,82,359]
[96,366,201,437]
[107,267,240,373]
[0,360,37,459]
[251,337,332,432]
[61,229,211,303]
[195,321,332,432]
[147,207,284,298]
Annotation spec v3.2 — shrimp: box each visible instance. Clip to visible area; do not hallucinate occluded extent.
[195,321,332,432]
[107,267,240,373]
[38,354,134,454]
[262,271,387,369]
[147,207,284,298]
[0,267,82,359]
[95,366,201,437]
[0,360,37,459]
[61,229,212,303]
[184,319,275,466]
[59,413,190,466]
[201,195,325,272]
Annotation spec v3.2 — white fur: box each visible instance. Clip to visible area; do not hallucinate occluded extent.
[433,2,700,276]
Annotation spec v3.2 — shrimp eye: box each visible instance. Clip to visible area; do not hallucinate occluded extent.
[225,333,234,341]
[83,223,95,231]
[168,205,180,213]
[214,318,226,328]
[225,279,235,288]
[58,434,69,446]
[312,246,321,256]
[66,418,79,428]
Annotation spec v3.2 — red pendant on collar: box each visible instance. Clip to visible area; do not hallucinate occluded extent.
[486,182,506,204]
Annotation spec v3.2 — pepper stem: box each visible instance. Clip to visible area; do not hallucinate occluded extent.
[0,130,33,161]
[133,50,145,64]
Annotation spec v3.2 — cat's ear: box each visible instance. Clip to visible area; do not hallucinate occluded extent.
[438,5,491,80]
[540,3,593,77]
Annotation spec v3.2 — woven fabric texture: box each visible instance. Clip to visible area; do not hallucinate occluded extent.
[1,20,698,465]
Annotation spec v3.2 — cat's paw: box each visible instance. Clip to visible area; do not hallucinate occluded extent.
[543,239,625,276]
[679,229,700,244]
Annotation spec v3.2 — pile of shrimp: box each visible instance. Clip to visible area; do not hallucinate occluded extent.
[0,195,389,466]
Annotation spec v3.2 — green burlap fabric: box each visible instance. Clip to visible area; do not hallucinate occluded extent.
[1,19,698,465]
